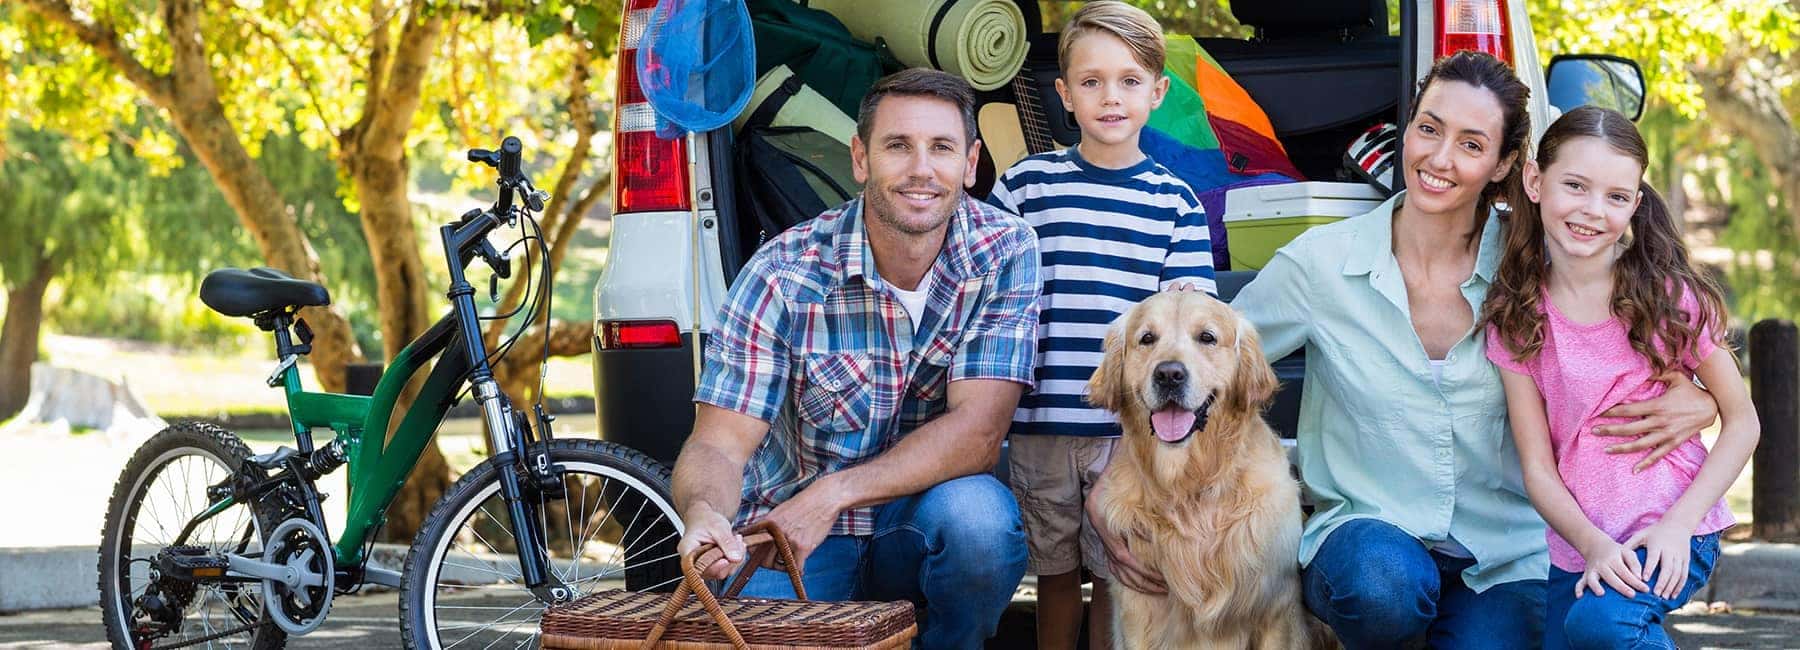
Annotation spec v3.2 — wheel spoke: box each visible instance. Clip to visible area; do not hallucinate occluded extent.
[416,446,681,647]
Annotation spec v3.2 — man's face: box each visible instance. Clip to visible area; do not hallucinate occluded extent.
[851,95,981,237]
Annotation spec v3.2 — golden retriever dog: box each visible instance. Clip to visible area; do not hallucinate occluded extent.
[1088,291,1323,650]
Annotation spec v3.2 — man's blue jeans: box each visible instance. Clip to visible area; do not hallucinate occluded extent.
[1301,518,1548,649]
[1545,532,1720,650]
[737,475,1028,649]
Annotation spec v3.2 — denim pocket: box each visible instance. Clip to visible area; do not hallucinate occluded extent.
[1690,531,1723,579]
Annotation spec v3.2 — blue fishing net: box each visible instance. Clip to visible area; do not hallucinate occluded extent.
[636,0,755,138]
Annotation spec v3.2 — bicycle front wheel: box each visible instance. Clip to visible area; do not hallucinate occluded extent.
[399,438,683,649]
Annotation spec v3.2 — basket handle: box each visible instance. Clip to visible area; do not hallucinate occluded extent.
[637,521,807,650]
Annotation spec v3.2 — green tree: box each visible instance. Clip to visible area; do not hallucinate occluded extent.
[0,127,137,419]
[4,0,621,538]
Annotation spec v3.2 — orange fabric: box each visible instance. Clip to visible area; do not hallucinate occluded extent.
[1193,58,1284,153]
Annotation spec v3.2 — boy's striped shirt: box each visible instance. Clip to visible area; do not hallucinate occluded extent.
[991,147,1218,437]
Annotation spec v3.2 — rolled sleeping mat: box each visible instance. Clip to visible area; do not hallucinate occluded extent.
[804,0,1029,91]
[733,64,859,146]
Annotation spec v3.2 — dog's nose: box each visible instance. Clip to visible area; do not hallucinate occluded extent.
[1154,362,1187,389]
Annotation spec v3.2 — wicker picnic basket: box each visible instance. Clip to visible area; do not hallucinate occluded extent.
[540,522,917,649]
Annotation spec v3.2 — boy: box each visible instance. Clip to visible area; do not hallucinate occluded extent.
[989,2,1218,648]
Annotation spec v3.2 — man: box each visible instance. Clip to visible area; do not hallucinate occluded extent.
[672,68,1040,648]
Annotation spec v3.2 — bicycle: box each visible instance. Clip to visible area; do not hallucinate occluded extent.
[96,137,685,649]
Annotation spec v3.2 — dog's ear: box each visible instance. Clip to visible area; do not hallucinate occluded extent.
[1231,312,1278,410]
[1086,309,1131,413]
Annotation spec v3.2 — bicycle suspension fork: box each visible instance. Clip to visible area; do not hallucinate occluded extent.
[442,221,571,602]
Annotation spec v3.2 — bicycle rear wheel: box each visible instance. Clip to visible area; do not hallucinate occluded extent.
[399,438,682,649]
[97,422,283,649]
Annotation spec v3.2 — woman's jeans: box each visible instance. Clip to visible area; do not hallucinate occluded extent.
[1301,518,1548,649]
[1545,532,1721,650]
[737,474,1029,649]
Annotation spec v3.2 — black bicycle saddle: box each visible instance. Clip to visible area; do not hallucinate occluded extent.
[199,267,331,317]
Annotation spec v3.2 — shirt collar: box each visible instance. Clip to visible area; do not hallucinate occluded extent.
[1472,209,1503,283]
[1341,192,1404,277]
[1340,190,1504,284]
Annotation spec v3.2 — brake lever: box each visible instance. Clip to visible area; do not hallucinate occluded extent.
[522,179,549,212]
[476,239,511,279]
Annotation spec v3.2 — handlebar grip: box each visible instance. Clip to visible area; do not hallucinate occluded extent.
[499,136,522,179]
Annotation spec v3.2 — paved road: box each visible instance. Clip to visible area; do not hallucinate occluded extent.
[6,590,1796,649]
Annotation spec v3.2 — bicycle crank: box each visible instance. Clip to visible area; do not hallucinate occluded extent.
[260,518,334,635]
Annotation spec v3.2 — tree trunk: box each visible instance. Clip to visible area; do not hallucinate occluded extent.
[1694,59,1800,238]
[487,38,606,449]
[0,257,53,421]
[16,0,363,393]
[340,0,449,542]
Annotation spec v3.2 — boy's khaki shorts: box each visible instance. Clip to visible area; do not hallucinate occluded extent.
[1007,434,1114,579]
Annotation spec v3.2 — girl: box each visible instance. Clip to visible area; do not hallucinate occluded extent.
[1483,106,1760,650]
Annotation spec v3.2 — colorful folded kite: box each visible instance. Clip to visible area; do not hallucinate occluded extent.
[1149,35,1303,181]
[1145,36,1306,271]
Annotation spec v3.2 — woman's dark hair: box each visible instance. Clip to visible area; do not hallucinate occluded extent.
[1482,106,1729,374]
[1408,50,1532,249]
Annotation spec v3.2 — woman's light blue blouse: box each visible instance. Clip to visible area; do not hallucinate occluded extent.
[1233,192,1549,592]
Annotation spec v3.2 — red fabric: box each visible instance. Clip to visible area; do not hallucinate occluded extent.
[1208,116,1305,180]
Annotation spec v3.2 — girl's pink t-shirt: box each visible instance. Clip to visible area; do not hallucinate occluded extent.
[1485,288,1735,572]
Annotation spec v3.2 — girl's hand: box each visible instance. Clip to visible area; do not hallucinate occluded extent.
[1625,522,1692,599]
[1576,536,1650,599]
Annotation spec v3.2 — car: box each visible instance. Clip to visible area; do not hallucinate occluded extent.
[591,0,1647,471]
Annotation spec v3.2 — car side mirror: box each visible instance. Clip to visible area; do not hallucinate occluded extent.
[1546,54,1647,121]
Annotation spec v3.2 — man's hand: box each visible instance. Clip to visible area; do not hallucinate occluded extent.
[678,502,747,581]
[1594,371,1719,472]
[1084,470,1167,594]
[758,475,849,570]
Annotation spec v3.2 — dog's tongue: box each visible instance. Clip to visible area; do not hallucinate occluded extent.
[1151,407,1196,442]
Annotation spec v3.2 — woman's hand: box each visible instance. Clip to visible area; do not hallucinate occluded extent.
[1625,522,1693,600]
[1575,535,1650,599]
[1594,371,1719,472]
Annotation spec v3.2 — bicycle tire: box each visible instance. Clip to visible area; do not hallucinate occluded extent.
[399,438,682,649]
[97,421,285,649]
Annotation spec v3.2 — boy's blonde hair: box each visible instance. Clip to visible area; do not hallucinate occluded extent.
[1058,1,1166,77]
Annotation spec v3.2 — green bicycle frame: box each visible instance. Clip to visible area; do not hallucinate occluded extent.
[274,313,473,568]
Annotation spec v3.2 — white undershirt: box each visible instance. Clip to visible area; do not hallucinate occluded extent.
[892,280,930,328]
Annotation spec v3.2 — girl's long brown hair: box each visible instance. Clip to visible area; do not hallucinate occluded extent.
[1482,106,1728,374]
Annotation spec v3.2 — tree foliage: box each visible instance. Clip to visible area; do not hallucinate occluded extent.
[4,0,623,539]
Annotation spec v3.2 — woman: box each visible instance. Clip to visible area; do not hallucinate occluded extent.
[1088,51,1719,649]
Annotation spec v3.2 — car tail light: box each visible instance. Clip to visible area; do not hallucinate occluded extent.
[598,320,683,350]
[1435,0,1510,65]
[613,0,692,213]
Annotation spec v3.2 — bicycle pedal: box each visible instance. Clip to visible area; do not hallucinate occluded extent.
[155,545,232,582]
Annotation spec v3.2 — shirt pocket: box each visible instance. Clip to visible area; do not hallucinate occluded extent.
[797,353,874,434]
[908,335,958,402]
[1319,338,1408,433]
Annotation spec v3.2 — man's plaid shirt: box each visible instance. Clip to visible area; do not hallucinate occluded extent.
[694,194,1040,536]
